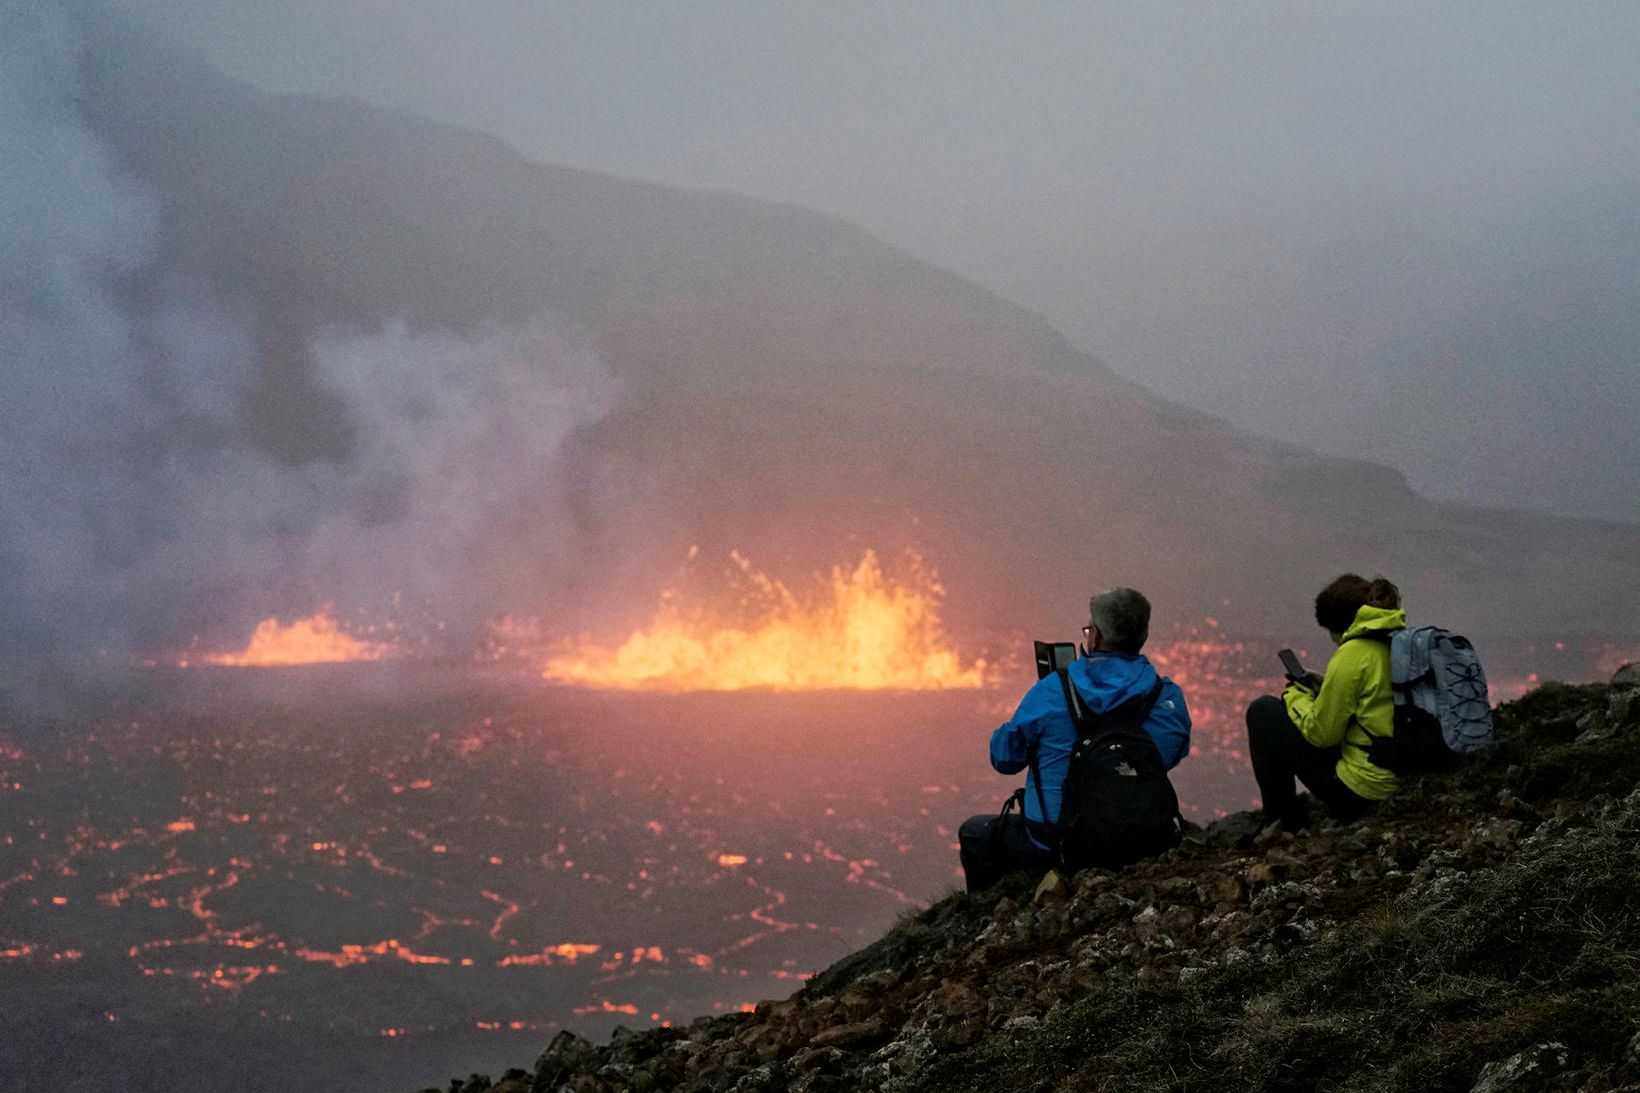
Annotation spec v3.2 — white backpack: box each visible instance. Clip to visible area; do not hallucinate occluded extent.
[1389,625,1495,755]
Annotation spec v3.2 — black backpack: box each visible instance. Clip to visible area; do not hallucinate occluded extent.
[1031,668,1183,872]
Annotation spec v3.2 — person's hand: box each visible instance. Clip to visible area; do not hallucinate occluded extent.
[1295,670,1324,692]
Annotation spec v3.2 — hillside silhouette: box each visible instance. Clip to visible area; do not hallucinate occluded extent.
[73,26,1640,649]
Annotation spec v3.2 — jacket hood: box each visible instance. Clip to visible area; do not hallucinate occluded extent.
[1342,604,1407,641]
[1066,651,1163,714]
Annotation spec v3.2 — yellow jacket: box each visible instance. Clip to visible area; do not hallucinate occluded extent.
[1282,604,1405,800]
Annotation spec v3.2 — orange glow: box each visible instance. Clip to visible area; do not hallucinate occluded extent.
[574,1000,641,1017]
[203,608,390,667]
[292,939,450,968]
[495,943,601,968]
[543,550,985,691]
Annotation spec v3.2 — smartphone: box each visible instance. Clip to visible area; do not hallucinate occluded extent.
[1278,648,1306,682]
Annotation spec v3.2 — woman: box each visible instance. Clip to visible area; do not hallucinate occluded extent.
[1245,574,1404,831]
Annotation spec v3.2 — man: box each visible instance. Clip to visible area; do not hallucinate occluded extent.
[959,587,1192,891]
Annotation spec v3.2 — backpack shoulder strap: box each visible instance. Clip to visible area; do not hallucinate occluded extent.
[1023,667,1084,835]
[1058,665,1089,729]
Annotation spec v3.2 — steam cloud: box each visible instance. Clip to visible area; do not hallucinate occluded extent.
[0,4,612,696]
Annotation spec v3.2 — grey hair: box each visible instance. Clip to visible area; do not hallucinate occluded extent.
[1088,587,1151,653]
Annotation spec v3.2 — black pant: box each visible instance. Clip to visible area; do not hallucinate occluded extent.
[1245,695,1374,829]
[958,810,1054,892]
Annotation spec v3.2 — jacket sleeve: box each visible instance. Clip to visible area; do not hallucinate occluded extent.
[1145,680,1192,770]
[989,676,1060,774]
[1283,645,1365,748]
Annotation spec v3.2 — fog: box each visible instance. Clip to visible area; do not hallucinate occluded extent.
[4,1,1638,702]
[1,3,611,690]
[103,0,1640,523]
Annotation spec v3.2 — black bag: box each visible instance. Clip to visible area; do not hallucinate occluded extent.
[1363,705,1462,775]
[1032,668,1182,872]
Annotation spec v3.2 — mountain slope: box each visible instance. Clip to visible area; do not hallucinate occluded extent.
[75,27,1640,643]
[435,673,1640,1092]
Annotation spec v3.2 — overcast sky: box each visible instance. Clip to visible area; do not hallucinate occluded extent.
[106,1,1640,522]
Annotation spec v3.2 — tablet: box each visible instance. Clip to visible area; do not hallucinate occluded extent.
[1034,640,1078,679]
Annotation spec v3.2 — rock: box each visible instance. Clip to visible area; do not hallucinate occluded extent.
[1609,688,1640,731]
[871,1028,937,1076]
[1153,875,1197,900]
[595,1062,635,1086]
[1250,881,1318,914]
[1036,902,1073,940]
[1087,890,1138,919]
[926,981,985,1019]
[1470,1042,1572,1092]
[1208,909,1256,942]
[856,968,899,992]
[789,1044,847,1073]
[754,998,797,1021]
[805,997,838,1025]
[1002,1014,1041,1037]
[735,1022,790,1063]
[1577,710,1614,742]
[727,1064,778,1093]
[1204,811,1266,847]
[1495,789,1539,822]
[1136,960,1173,986]
[1033,869,1069,904]
[624,1068,661,1093]
[1158,905,1200,946]
[787,1068,852,1093]
[688,1064,739,1093]
[1263,847,1305,870]
[1073,869,1114,900]
[929,1013,986,1051]
[1253,821,1285,846]
[1612,662,1640,689]
[835,986,878,1023]
[1131,905,1164,946]
[991,961,1041,998]
[1210,872,1247,907]
[809,1018,890,1050]
[533,1030,595,1088]
[491,1071,531,1093]
[1462,817,1524,859]
[1244,862,1279,886]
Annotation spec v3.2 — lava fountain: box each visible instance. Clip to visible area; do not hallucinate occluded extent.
[200,607,392,667]
[543,550,986,691]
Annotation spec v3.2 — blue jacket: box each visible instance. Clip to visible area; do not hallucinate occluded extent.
[990,652,1191,835]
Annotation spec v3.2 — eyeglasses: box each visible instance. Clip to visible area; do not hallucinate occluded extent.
[1082,625,1093,642]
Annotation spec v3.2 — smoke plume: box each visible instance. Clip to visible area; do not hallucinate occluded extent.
[0,3,611,699]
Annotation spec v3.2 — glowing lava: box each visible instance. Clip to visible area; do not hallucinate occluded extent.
[544,550,986,691]
[202,608,390,667]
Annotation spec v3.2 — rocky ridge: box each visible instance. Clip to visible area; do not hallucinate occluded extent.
[423,668,1640,1093]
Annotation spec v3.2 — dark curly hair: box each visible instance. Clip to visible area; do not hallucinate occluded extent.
[1314,574,1400,634]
